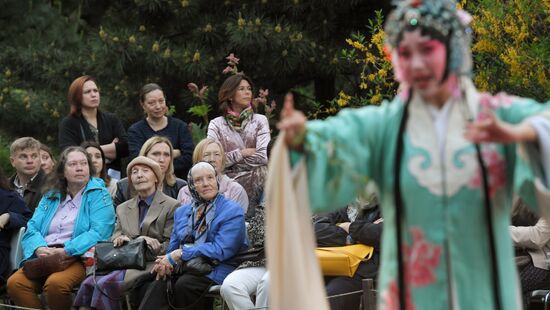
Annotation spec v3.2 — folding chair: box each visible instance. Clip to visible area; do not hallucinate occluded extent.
[205,285,228,310]
[9,227,26,273]
[530,290,550,310]
[361,278,376,310]
[0,226,26,306]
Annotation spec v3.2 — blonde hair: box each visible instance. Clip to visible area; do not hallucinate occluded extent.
[192,138,226,171]
[139,136,176,186]
[10,137,41,156]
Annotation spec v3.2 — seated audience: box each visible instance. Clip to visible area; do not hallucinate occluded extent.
[73,156,180,310]
[82,141,117,197]
[114,136,186,206]
[178,138,248,213]
[0,166,32,279]
[510,199,550,308]
[139,162,247,310]
[9,137,47,212]
[6,146,116,310]
[128,83,194,179]
[220,204,267,310]
[39,143,56,175]
[314,197,382,310]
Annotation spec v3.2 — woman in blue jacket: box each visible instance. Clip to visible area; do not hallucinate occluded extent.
[7,146,116,310]
[140,162,247,310]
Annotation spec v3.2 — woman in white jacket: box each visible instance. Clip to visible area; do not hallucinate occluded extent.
[510,200,550,307]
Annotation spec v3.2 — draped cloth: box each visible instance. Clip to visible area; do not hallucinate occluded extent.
[265,132,329,310]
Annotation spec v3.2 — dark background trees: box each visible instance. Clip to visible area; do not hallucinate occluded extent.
[0,0,391,145]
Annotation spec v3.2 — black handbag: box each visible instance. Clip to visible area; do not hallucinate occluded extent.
[231,247,265,265]
[172,256,218,276]
[95,238,146,272]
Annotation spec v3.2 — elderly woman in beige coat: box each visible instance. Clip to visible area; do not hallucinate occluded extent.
[73,156,181,310]
[510,200,550,307]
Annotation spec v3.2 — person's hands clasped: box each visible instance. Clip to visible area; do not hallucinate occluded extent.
[113,235,131,247]
[138,235,162,254]
[465,108,537,143]
[152,255,173,280]
[152,249,182,280]
[276,96,307,149]
[35,246,56,257]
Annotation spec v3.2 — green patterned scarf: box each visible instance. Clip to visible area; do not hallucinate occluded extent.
[225,106,253,131]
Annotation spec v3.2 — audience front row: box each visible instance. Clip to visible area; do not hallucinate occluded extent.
[6,146,116,310]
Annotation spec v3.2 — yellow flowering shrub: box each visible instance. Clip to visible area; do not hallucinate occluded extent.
[328,1,548,119]
[467,0,549,100]
[327,10,397,115]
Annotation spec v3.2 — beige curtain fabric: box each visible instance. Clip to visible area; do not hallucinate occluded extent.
[265,133,330,310]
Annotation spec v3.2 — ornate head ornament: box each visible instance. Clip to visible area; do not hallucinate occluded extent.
[385,0,473,76]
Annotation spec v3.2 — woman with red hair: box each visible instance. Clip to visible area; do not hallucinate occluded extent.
[58,75,128,176]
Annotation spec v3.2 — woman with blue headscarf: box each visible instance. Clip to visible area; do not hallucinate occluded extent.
[140,162,247,310]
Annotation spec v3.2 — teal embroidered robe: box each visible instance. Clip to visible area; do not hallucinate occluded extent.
[299,80,550,309]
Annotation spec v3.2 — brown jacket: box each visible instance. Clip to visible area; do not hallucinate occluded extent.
[510,218,550,270]
[9,169,46,213]
[113,190,180,290]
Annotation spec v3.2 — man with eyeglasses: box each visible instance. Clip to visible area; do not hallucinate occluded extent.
[9,137,46,212]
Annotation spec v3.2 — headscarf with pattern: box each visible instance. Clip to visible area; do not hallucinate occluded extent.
[185,162,220,244]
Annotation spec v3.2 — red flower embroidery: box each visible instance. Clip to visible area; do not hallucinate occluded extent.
[403,227,441,286]
[382,281,416,310]
[381,227,441,310]
[469,148,507,197]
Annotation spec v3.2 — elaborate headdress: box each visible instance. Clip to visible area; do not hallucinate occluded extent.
[385,0,473,77]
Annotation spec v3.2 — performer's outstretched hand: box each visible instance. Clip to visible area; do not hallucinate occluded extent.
[465,108,537,143]
[277,93,307,149]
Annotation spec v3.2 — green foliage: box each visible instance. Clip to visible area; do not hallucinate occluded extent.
[328,10,398,116]
[187,104,211,124]
[189,122,207,146]
[0,133,14,176]
[464,0,550,101]
[337,2,549,118]
[0,1,390,142]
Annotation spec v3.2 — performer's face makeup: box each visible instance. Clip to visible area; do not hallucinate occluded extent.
[397,29,450,105]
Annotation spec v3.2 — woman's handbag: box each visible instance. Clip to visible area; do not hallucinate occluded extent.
[95,238,146,273]
[23,252,77,280]
[231,247,265,265]
[173,256,218,276]
[316,244,374,277]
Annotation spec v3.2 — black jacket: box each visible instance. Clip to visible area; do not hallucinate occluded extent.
[58,110,129,172]
[8,169,46,213]
[314,204,382,279]
[0,188,31,277]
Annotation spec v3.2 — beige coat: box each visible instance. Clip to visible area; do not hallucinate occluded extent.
[510,218,550,269]
[113,190,180,290]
